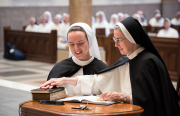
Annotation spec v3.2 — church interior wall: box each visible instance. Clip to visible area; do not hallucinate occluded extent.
[0,2,179,52]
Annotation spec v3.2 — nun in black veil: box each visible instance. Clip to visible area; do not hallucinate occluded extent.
[40,17,180,116]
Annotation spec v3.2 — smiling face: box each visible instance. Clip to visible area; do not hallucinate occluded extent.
[114,29,136,56]
[68,31,91,61]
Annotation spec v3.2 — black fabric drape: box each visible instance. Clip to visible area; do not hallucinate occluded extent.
[47,57,108,80]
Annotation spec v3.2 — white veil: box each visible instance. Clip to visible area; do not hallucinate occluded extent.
[67,22,101,60]
[44,11,53,22]
[109,14,119,29]
[94,11,110,36]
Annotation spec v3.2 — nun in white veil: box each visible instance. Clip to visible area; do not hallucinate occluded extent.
[123,14,129,20]
[157,18,179,38]
[140,14,147,26]
[40,22,108,96]
[171,11,180,25]
[44,11,54,27]
[118,12,124,22]
[94,11,110,36]
[25,17,38,32]
[133,14,142,25]
[68,23,101,60]
[109,14,119,29]
[52,14,65,49]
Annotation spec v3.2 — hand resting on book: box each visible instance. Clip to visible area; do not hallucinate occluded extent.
[40,77,78,89]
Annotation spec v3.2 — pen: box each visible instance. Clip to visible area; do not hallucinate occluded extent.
[71,107,82,110]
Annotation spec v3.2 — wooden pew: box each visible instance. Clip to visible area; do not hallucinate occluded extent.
[4,26,57,63]
[96,35,110,65]
[150,36,180,82]
[23,25,27,31]
[96,28,105,35]
[172,25,179,31]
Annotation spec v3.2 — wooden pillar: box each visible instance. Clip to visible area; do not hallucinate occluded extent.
[69,0,92,27]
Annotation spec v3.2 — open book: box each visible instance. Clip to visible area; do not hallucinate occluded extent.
[58,96,116,105]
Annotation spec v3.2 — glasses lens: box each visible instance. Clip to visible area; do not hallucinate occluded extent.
[113,37,116,42]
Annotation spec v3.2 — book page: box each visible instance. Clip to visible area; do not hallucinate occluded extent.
[58,96,115,105]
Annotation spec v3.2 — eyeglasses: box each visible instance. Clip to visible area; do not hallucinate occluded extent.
[113,37,126,43]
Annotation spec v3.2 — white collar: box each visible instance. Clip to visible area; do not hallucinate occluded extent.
[127,47,145,60]
[72,56,94,66]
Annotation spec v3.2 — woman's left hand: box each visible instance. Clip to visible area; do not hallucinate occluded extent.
[100,91,124,101]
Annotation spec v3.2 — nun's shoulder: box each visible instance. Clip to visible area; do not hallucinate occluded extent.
[91,57,108,67]
[53,57,76,68]
[136,50,163,64]
[97,56,129,74]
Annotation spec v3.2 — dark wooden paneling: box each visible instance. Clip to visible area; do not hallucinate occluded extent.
[96,28,106,36]
[96,35,110,65]
[4,27,57,63]
[150,36,180,82]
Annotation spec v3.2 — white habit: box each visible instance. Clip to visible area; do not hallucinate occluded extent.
[157,27,179,38]
[171,18,180,25]
[37,23,52,33]
[25,25,39,32]
[149,17,164,27]
[63,56,102,96]
[77,47,145,104]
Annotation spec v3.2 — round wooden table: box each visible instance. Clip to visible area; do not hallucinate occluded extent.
[19,100,144,116]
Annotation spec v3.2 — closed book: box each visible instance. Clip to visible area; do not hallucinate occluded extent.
[31,87,64,93]
[31,87,67,101]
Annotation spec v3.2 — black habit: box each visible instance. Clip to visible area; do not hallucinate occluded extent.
[98,17,180,116]
[47,57,108,81]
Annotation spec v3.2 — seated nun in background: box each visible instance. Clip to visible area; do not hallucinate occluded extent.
[149,13,164,27]
[117,12,124,22]
[149,9,161,24]
[25,17,38,32]
[58,13,70,47]
[123,13,129,20]
[157,18,179,38]
[171,11,180,25]
[40,22,108,96]
[140,14,147,26]
[44,11,54,28]
[109,14,119,29]
[94,11,110,36]
[37,15,52,33]
[52,14,65,49]
[41,17,180,116]
[136,10,143,15]
[132,14,142,25]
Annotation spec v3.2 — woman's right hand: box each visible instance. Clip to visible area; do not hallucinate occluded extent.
[40,77,78,89]
[40,78,65,89]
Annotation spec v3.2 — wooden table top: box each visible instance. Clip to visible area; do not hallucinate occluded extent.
[19,100,144,116]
